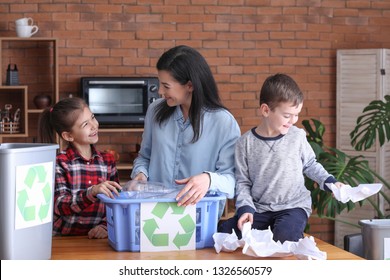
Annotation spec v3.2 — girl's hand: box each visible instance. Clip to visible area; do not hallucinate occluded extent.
[175,173,210,206]
[91,180,122,199]
[237,213,253,231]
[88,225,108,239]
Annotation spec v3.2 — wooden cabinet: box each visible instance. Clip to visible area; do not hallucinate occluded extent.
[0,37,58,143]
[116,163,133,184]
[335,48,390,247]
[98,127,143,184]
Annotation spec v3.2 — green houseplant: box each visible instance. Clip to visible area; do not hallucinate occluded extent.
[303,95,390,225]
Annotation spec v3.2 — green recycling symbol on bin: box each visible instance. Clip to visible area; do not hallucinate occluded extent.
[16,165,52,223]
[142,202,195,249]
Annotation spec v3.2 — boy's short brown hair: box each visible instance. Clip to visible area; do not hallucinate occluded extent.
[259,73,304,110]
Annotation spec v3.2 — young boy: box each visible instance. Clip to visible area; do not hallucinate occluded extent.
[218,73,344,243]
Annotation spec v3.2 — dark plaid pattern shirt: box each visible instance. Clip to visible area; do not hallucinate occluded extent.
[53,144,119,236]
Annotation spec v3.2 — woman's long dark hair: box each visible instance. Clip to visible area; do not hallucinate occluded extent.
[155,45,227,142]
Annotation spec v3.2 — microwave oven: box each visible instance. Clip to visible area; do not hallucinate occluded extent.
[81,77,160,127]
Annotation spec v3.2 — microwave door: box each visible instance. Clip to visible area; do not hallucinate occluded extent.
[88,87,144,114]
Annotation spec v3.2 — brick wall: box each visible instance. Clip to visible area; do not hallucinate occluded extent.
[1,0,390,245]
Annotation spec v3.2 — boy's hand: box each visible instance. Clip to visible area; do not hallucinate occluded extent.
[237,213,253,231]
[333,182,345,188]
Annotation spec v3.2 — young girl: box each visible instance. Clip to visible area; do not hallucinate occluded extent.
[38,97,122,239]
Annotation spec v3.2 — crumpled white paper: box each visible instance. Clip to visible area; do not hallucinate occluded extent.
[328,183,382,203]
[213,222,327,260]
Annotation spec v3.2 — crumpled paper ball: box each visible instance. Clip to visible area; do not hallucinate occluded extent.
[213,222,327,260]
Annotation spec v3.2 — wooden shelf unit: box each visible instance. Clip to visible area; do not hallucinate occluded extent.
[0,37,58,143]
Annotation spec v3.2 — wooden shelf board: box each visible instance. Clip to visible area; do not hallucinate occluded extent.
[28,109,44,113]
[99,128,144,133]
[116,163,133,170]
[0,37,58,41]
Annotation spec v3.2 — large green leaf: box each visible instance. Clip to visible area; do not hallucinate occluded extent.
[350,95,390,151]
[302,119,325,147]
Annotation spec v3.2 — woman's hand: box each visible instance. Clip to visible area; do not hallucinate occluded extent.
[237,212,253,231]
[175,173,210,206]
[91,180,122,199]
[133,172,147,181]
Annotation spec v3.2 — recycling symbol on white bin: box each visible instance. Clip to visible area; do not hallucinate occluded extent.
[16,165,52,224]
[142,202,195,249]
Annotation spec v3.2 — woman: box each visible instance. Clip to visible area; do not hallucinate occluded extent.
[131,45,241,207]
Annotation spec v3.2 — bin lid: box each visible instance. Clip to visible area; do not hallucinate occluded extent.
[358,219,390,228]
[0,143,59,154]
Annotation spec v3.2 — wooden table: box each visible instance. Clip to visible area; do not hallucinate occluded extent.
[51,235,364,260]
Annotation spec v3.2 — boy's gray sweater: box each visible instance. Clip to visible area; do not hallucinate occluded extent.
[235,126,336,218]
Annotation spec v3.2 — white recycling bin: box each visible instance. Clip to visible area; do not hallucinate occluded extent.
[359,219,390,260]
[0,143,58,259]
